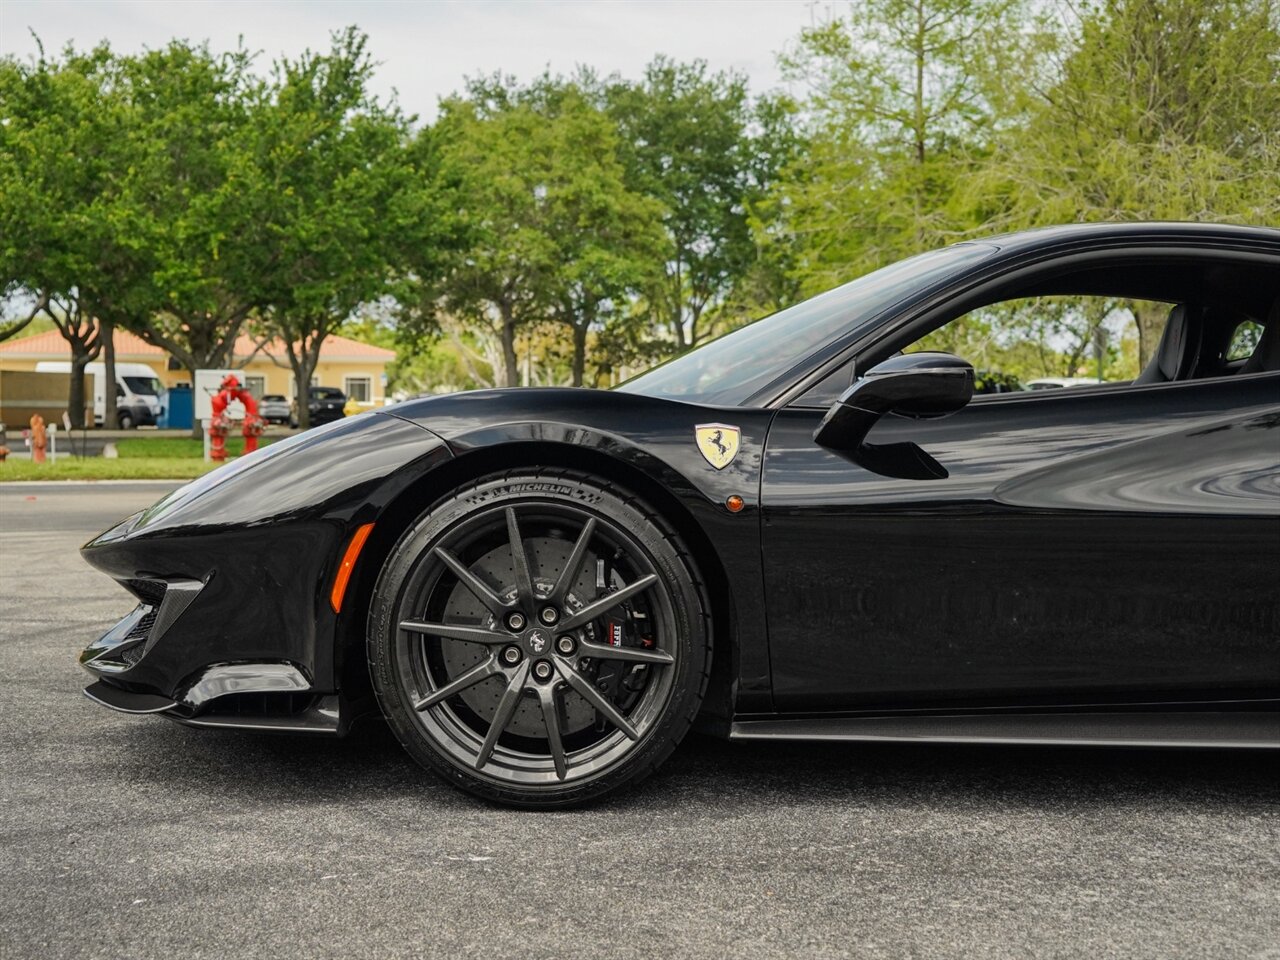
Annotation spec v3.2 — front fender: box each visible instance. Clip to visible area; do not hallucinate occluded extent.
[387,388,776,712]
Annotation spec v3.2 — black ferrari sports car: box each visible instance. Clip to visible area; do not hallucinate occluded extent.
[81,222,1280,807]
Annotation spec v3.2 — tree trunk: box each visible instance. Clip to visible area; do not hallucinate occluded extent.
[292,356,311,430]
[50,299,101,429]
[571,322,588,387]
[913,0,927,165]
[69,354,90,430]
[500,302,519,387]
[101,318,118,429]
[669,259,687,352]
[1130,301,1169,370]
[288,330,327,431]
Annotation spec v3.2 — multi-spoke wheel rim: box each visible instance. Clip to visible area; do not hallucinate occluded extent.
[394,501,679,786]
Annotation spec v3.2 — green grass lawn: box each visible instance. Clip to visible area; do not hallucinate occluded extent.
[114,436,281,458]
[0,457,223,481]
[0,433,285,480]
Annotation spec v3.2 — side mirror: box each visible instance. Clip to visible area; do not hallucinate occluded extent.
[813,352,974,480]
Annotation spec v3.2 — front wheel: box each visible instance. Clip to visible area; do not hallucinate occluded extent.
[368,470,711,808]
[117,411,134,429]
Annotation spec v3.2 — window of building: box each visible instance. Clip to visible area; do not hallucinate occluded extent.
[243,375,266,398]
[344,376,371,403]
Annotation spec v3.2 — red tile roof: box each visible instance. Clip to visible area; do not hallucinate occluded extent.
[0,328,164,357]
[234,333,396,361]
[0,329,395,362]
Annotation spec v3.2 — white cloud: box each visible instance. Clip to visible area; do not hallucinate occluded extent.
[0,0,817,118]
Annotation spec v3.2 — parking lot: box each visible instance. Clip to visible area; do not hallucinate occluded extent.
[1,482,1277,959]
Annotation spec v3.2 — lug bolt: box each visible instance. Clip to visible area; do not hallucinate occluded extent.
[505,611,526,631]
[533,660,553,681]
[539,606,559,625]
[555,635,577,655]
[501,646,522,665]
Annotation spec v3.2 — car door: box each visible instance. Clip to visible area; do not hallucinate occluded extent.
[760,372,1280,712]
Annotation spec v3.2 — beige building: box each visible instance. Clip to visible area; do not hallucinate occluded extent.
[0,329,396,408]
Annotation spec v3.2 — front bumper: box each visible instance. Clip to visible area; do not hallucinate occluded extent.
[83,674,344,735]
[80,576,347,734]
[78,411,452,733]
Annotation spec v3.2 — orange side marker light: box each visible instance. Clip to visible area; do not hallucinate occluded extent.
[330,522,375,613]
[725,495,745,514]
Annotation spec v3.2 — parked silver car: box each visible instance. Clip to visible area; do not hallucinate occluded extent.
[258,394,291,424]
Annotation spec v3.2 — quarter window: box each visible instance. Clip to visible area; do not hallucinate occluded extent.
[1225,321,1264,362]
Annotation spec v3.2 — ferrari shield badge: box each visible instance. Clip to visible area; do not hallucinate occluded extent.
[694,423,740,470]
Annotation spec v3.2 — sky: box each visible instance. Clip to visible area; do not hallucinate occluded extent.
[0,0,824,118]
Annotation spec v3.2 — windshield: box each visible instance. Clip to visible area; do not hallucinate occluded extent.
[123,376,164,397]
[618,243,996,405]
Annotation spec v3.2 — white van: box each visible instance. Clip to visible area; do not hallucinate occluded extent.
[34,361,166,428]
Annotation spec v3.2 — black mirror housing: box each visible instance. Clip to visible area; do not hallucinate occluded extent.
[813,352,974,479]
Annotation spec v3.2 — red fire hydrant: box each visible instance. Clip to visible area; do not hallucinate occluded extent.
[29,414,47,465]
[209,374,264,461]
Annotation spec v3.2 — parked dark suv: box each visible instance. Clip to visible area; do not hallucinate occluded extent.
[290,386,347,428]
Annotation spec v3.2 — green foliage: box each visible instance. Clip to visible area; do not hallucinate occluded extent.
[768,0,1041,294]
[2,4,1276,401]
[113,40,267,372]
[606,58,795,350]
[244,28,425,424]
[765,0,1277,374]
[963,0,1280,362]
[426,74,666,386]
[0,42,130,422]
[969,0,1280,229]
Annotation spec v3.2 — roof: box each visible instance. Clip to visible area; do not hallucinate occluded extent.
[0,328,164,358]
[0,329,395,363]
[977,221,1280,254]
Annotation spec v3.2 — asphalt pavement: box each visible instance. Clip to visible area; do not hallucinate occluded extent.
[1,482,1277,960]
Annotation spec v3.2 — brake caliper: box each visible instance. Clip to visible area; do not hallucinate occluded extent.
[580,582,657,731]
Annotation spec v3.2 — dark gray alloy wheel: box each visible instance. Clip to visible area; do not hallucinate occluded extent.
[368,470,711,808]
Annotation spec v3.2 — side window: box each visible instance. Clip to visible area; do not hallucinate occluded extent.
[902,295,1170,394]
[1225,320,1264,362]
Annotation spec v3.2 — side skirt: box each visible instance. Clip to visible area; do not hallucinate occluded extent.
[729,710,1280,748]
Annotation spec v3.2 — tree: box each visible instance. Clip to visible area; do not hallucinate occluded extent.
[534,86,664,386]
[429,76,654,387]
[431,87,557,386]
[606,58,782,351]
[769,0,1038,295]
[967,0,1280,363]
[0,42,121,425]
[117,41,269,434]
[248,29,421,426]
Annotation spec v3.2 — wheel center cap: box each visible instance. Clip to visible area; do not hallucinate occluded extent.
[524,628,550,654]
